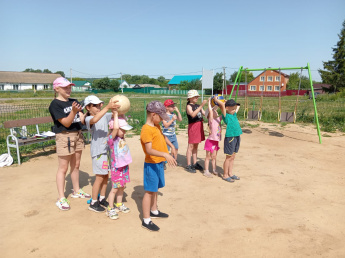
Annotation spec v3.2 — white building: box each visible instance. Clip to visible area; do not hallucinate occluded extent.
[0,71,61,90]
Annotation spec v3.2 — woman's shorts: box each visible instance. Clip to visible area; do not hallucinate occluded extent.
[92,154,109,175]
[143,162,165,192]
[204,139,220,153]
[111,165,130,188]
[56,131,84,156]
[165,134,179,151]
[224,136,241,156]
[188,121,205,144]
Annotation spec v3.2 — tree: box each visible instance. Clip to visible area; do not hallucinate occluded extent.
[319,20,345,92]
[287,72,310,89]
[230,71,254,83]
[55,71,65,77]
[43,69,52,73]
[109,79,120,91]
[179,79,202,90]
[213,72,228,91]
[93,77,111,89]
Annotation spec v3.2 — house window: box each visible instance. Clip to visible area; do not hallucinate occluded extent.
[274,86,280,91]
[250,85,256,91]
[13,84,19,90]
[44,84,49,90]
[267,85,273,91]
[32,84,37,90]
[267,76,273,82]
[0,84,4,90]
[259,85,265,91]
[275,76,280,82]
[260,76,265,82]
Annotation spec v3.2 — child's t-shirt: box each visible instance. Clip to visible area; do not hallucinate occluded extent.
[85,113,112,157]
[162,113,176,136]
[108,135,132,168]
[140,124,168,164]
[222,112,243,137]
[208,116,222,141]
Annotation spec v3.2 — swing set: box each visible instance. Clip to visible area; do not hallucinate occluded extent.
[228,63,322,144]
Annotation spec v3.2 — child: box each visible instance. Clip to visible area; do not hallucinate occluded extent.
[83,95,119,213]
[140,101,177,232]
[106,110,133,220]
[185,90,208,173]
[49,77,90,211]
[214,98,242,182]
[203,97,222,178]
[162,99,182,167]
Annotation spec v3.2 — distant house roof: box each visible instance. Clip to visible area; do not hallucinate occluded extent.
[72,80,91,87]
[0,71,61,84]
[168,75,202,85]
[138,84,161,88]
[313,83,332,89]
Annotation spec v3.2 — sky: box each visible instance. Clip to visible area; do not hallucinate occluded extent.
[0,0,344,81]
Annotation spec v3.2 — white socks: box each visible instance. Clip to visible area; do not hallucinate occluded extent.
[151,210,159,215]
[144,218,151,224]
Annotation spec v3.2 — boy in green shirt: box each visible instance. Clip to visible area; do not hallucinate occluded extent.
[214,98,242,182]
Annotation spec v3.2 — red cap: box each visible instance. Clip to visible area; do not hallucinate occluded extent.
[164,99,176,107]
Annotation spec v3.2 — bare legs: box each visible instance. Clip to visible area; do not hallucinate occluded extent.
[92,174,108,200]
[186,143,199,166]
[223,154,235,178]
[142,191,158,219]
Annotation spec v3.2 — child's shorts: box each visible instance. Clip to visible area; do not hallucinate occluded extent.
[111,165,130,188]
[56,131,84,156]
[92,153,109,175]
[165,134,179,151]
[188,121,205,144]
[143,162,165,192]
[224,136,241,156]
[204,139,220,153]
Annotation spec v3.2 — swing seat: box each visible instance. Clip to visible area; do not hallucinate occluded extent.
[280,112,295,123]
[247,110,261,121]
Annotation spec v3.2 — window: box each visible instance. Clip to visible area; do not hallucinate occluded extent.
[259,85,265,91]
[44,84,49,90]
[0,84,4,90]
[260,76,265,82]
[267,76,273,82]
[275,76,280,82]
[13,84,19,90]
[32,84,37,90]
[267,85,273,91]
[250,85,256,91]
[275,86,280,91]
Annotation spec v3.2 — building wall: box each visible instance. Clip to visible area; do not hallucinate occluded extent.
[0,83,51,90]
[248,70,288,93]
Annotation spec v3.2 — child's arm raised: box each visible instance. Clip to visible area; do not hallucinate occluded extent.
[111,110,119,139]
[58,101,82,128]
[214,97,226,117]
[162,114,176,128]
[235,103,241,113]
[89,100,120,126]
[208,98,213,120]
[174,106,183,122]
[144,142,177,167]
[186,99,208,118]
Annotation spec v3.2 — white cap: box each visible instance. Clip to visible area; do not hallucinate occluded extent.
[83,95,103,109]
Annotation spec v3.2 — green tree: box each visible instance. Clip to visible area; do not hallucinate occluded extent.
[109,79,120,91]
[213,72,229,91]
[43,69,52,73]
[55,71,65,77]
[230,71,254,83]
[287,72,310,89]
[122,74,132,83]
[179,79,202,90]
[319,20,345,92]
[93,77,111,89]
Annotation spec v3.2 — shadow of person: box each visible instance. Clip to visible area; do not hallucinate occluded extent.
[64,170,91,197]
[268,131,284,137]
[176,153,186,167]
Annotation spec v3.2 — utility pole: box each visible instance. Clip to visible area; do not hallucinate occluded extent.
[121,72,123,93]
[222,67,226,96]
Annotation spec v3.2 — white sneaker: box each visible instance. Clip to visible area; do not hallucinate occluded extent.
[56,197,70,211]
[71,189,91,199]
[106,206,119,220]
[203,170,213,178]
[115,204,130,213]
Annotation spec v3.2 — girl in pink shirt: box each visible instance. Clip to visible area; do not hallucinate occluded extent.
[204,97,222,178]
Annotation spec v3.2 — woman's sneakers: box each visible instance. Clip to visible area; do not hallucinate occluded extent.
[56,197,70,211]
[71,188,91,199]
[106,206,119,220]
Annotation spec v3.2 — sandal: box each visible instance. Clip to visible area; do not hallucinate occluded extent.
[231,175,240,180]
[222,177,235,183]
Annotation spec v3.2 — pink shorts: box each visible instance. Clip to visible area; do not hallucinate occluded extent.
[188,121,205,144]
[111,165,130,188]
[204,139,220,153]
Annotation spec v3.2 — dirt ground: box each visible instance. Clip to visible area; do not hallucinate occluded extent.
[1,122,344,258]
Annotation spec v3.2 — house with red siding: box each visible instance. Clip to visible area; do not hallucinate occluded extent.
[247,70,289,95]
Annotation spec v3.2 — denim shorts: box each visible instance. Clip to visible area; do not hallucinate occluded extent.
[144,162,165,192]
[224,136,241,155]
[165,134,179,151]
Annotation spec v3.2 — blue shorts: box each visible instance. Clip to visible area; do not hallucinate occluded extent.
[165,134,179,151]
[224,136,241,155]
[143,162,165,192]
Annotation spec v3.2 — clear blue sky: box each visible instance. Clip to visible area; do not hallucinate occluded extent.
[0,0,344,81]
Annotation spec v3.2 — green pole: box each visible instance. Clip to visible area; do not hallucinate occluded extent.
[235,70,242,101]
[229,66,242,99]
[241,66,308,72]
[179,97,182,115]
[307,63,322,144]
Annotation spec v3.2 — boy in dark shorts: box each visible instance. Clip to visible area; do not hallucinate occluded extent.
[214,98,242,182]
[140,101,177,232]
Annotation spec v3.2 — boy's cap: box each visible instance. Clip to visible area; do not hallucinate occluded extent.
[187,89,200,99]
[119,117,133,131]
[225,99,238,107]
[53,77,75,90]
[164,99,176,107]
[83,95,103,109]
[146,101,169,121]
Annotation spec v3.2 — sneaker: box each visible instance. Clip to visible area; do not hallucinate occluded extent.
[106,206,119,220]
[141,220,160,232]
[150,210,169,219]
[99,198,109,207]
[89,201,105,213]
[71,188,91,199]
[164,162,167,170]
[56,197,70,211]
[193,162,204,171]
[185,165,196,173]
[203,170,213,178]
[115,203,130,213]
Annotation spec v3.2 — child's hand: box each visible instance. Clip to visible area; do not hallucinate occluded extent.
[72,101,82,113]
[112,109,118,116]
[201,99,208,106]
[164,153,177,167]
[172,114,177,121]
[107,99,120,110]
[173,106,179,112]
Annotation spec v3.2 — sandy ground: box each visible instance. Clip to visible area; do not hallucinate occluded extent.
[1,122,345,258]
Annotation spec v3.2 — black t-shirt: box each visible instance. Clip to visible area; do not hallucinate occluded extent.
[186,103,204,124]
[49,98,83,134]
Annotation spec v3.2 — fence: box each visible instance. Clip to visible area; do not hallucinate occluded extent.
[150,89,204,95]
